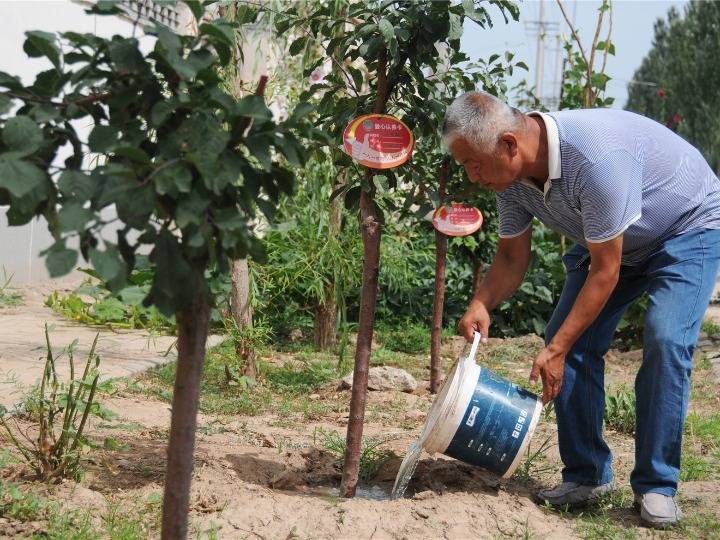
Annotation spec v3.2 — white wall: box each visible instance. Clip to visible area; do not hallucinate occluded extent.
[0,1,155,283]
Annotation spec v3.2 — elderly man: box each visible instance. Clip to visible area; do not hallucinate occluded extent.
[444,91,720,528]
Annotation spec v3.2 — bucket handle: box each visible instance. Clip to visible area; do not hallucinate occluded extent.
[463,331,482,367]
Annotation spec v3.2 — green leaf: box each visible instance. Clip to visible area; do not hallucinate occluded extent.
[90,244,127,291]
[147,230,196,314]
[2,116,42,156]
[175,191,208,228]
[198,151,243,194]
[170,113,230,171]
[448,13,463,40]
[245,135,272,171]
[44,242,78,278]
[183,0,205,20]
[57,201,93,232]
[394,27,410,41]
[29,103,60,122]
[0,71,23,91]
[113,146,150,164]
[289,101,313,122]
[378,18,395,44]
[108,38,147,74]
[289,36,308,56]
[0,154,46,198]
[235,95,271,120]
[88,125,120,153]
[0,94,13,115]
[199,22,235,47]
[58,170,95,201]
[23,30,61,70]
[103,436,129,451]
[154,162,192,196]
[118,285,146,306]
[151,100,178,127]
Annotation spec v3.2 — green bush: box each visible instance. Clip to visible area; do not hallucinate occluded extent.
[376,322,430,354]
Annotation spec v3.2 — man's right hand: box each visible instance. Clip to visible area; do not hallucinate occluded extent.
[458,300,491,343]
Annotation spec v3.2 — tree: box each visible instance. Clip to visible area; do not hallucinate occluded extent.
[276,0,522,496]
[625,1,720,172]
[557,0,615,110]
[0,3,318,537]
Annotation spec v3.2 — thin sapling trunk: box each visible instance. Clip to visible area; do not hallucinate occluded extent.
[430,159,449,394]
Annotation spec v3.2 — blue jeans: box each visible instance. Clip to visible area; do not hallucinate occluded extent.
[545,228,720,496]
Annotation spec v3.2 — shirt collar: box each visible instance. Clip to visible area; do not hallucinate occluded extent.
[529,111,562,180]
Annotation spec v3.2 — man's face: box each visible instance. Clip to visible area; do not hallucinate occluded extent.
[448,136,520,192]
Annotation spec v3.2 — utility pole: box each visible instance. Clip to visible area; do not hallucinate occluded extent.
[534,0,545,101]
[525,0,558,105]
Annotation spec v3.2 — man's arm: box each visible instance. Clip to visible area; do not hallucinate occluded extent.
[458,226,532,342]
[530,235,622,403]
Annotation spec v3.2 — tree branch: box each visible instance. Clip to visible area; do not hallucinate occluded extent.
[556,0,589,66]
[600,0,613,77]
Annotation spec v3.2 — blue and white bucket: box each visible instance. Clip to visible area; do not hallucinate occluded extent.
[418,332,542,478]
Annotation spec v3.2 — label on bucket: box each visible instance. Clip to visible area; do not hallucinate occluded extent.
[444,368,539,477]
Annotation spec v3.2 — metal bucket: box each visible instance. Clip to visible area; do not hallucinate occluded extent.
[419,332,542,478]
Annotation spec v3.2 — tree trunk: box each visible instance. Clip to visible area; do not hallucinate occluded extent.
[161,286,210,539]
[430,160,448,394]
[314,283,337,351]
[340,47,388,499]
[313,172,345,351]
[227,74,267,377]
[230,258,256,378]
[472,259,484,296]
[339,187,382,498]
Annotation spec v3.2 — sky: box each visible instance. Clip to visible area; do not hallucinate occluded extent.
[461,0,688,109]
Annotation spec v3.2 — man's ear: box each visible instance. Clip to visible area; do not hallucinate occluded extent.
[500,133,519,158]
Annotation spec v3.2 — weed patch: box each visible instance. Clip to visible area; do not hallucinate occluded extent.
[138,341,344,418]
[701,319,720,337]
[0,268,22,307]
[514,436,556,482]
[0,327,114,481]
[604,386,635,435]
[316,428,392,482]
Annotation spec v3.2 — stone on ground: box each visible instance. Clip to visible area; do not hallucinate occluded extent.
[340,366,417,392]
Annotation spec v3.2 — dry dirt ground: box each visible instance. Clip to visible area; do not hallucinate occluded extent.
[1,332,719,539]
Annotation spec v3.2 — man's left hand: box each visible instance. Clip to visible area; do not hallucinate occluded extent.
[529,345,566,404]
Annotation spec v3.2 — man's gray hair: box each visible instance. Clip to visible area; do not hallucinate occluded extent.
[443,91,523,153]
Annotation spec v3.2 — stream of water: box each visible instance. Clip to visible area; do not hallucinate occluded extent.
[390,440,423,499]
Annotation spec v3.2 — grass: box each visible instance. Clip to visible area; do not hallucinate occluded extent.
[701,319,720,337]
[135,340,346,418]
[0,478,162,539]
[0,267,22,307]
[316,428,392,482]
[375,322,430,354]
[604,386,636,435]
[682,412,720,481]
[513,435,556,482]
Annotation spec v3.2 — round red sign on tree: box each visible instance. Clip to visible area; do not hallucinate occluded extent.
[432,203,483,237]
[342,114,414,169]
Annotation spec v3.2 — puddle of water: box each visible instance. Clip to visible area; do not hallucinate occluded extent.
[309,485,391,501]
[391,440,423,499]
[356,485,391,501]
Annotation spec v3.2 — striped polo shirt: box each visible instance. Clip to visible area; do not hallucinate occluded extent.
[497,109,720,265]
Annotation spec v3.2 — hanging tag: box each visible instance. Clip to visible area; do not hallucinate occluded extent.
[342,114,414,169]
[432,203,483,237]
